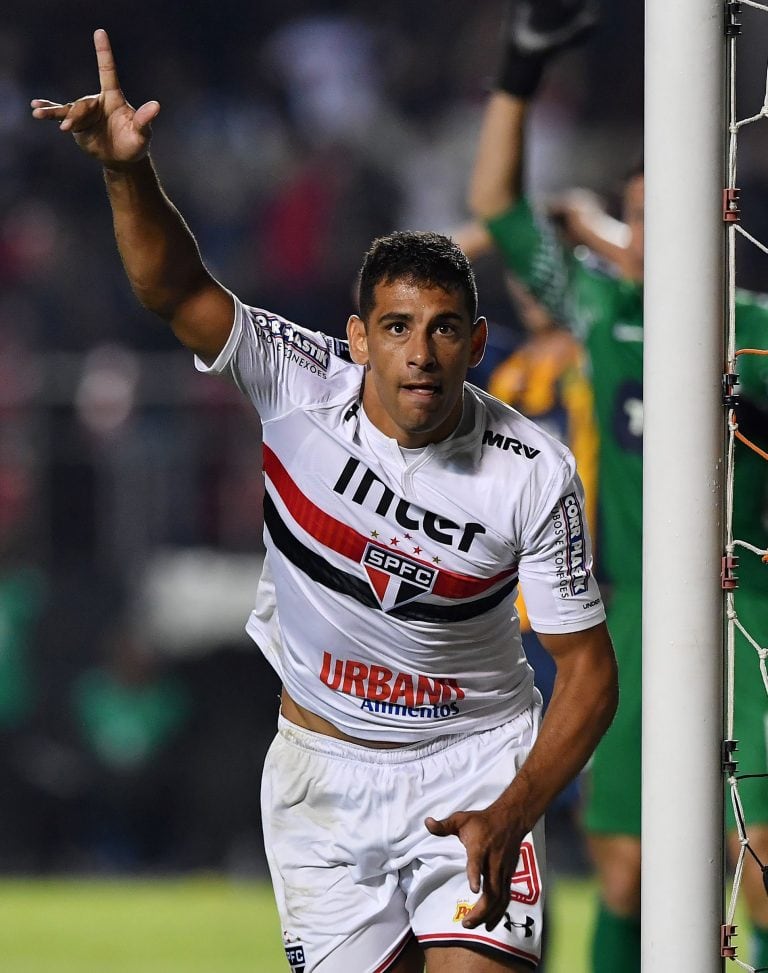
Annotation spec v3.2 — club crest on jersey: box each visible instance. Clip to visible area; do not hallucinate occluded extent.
[362,542,437,611]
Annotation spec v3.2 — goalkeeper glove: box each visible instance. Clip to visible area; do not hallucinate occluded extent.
[496,0,599,99]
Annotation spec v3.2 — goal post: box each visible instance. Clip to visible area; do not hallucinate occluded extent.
[642,0,726,969]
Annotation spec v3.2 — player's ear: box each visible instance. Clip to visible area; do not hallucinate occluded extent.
[347,314,369,366]
[469,317,488,368]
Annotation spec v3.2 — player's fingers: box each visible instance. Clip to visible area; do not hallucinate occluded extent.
[425,812,471,839]
[465,848,482,894]
[480,865,512,930]
[462,884,508,931]
[461,890,492,928]
[94,28,121,94]
[59,96,102,132]
[30,100,72,120]
[424,815,452,837]
[463,849,511,929]
[481,897,508,932]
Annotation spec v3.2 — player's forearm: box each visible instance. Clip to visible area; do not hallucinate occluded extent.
[493,623,618,832]
[468,93,527,221]
[104,157,212,321]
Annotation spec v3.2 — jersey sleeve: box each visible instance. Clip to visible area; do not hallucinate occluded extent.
[517,461,605,635]
[485,197,572,324]
[194,293,353,422]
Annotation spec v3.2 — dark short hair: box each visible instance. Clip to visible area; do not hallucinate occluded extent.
[357,231,478,323]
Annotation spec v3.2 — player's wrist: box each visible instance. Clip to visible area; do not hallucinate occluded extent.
[102,156,149,175]
[102,154,154,179]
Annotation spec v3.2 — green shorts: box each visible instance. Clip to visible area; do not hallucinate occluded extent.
[583,585,642,836]
[584,585,768,836]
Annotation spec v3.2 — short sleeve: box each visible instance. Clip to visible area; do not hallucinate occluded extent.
[195,294,355,423]
[517,468,606,634]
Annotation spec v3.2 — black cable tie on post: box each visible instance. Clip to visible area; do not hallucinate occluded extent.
[723,371,740,407]
[722,738,739,774]
[725,1,742,37]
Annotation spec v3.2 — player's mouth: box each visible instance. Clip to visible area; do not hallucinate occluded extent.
[401,381,442,398]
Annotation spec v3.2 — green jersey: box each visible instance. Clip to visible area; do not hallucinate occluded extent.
[486,198,768,592]
[487,198,643,586]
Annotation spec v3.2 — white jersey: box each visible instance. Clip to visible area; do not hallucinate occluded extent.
[197,295,605,742]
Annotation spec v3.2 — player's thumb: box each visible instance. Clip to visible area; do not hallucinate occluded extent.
[425,814,461,837]
[134,100,160,135]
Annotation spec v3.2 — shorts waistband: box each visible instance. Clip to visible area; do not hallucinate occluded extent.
[276,707,534,765]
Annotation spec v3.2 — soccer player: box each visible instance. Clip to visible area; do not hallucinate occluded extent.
[32,29,618,972]
[467,2,768,970]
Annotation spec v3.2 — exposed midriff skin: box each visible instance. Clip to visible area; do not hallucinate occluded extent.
[280,687,410,749]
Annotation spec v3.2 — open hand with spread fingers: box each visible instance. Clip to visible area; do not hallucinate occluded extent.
[30,28,160,169]
[425,803,528,933]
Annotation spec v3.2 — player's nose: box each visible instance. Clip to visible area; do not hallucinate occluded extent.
[407,330,436,368]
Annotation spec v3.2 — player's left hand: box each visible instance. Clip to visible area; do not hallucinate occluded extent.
[425,805,527,931]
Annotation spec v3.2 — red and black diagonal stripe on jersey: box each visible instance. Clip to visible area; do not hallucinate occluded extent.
[263,445,518,622]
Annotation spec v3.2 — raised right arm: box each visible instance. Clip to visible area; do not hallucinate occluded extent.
[468,0,597,223]
[101,159,233,360]
[31,29,233,361]
[468,92,527,223]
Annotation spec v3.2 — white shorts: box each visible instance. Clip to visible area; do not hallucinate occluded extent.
[261,706,545,972]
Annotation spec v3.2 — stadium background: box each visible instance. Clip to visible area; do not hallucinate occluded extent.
[0,0,766,968]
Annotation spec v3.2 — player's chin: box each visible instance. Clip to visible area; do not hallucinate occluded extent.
[399,408,447,437]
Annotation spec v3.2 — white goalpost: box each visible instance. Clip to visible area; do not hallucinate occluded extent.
[643,0,726,969]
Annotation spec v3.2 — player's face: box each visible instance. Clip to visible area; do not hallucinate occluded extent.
[624,173,644,279]
[347,278,487,448]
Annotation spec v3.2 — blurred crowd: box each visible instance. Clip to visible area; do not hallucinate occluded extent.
[0,0,767,876]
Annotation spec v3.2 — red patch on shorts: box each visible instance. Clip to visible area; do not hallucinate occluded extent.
[510,841,541,905]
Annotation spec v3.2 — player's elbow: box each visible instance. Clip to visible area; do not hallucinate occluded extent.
[596,646,620,733]
[570,623,620,734]
[130,265,211,323]
[131,284,176,321]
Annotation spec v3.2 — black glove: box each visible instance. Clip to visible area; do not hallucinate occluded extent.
[496,0,600,99]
